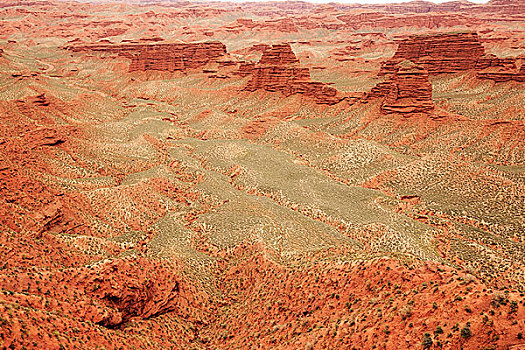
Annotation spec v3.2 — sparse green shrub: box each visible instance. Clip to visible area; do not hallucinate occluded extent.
[491,293,508,308]
[422,333,433,349]
[461,323,472,339]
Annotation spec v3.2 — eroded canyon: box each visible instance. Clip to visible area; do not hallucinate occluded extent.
[0,0,524,349]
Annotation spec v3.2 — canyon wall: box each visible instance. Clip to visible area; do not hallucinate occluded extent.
[67,41,227,72]
[368,61,435,114]
[381,32,524,83]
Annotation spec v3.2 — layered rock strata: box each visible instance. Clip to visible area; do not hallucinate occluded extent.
[67,41,227,72]
[380,32,486,75]
[368,61,435,114]
[243,43,342,105]
[477,56,525,82]
[381,32,525,83]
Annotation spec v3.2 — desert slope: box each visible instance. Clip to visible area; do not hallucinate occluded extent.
[0,0,524,349]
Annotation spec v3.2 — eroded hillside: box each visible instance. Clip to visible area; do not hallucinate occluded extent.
[0,0,524,349]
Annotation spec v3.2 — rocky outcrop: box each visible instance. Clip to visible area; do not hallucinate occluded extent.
[381,32,486,75]
[82,257,200,327]
[381,32,525,83]
[481,0,525,15]
[243,43,342,105]
[258,43,299,66]
[67,41,227,72]
[368,61,435,114]
[227,18,298,33]
[477,56,525,82]
[236,62,257,77]
[337,12,481,30]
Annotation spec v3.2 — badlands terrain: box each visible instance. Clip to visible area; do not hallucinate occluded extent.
[0,0,524,348]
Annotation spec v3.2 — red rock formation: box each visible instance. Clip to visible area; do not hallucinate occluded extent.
[0,255,209,348]
[243,43,342,105]
[67,41,227,72]
[229,18,298,33]
[381,32,525,83]
[258,43,299,66]
[477,56,525,82]
[337,12,482,30]
[245,66,311,93]
[381,32,486,75]
[481,0,525,15]
[368,61,435,114]
[236,62,257,77]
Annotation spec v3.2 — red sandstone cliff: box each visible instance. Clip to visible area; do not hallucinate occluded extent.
[337,12,481,30]
[369,61,435,114]
[67,41,227,72]
[381,32,525,83]
[381,32,486,75]
[243,43,342,105]
[477,56,525,82]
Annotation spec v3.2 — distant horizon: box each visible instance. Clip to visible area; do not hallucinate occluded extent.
[198,0,491,4]
[80,0,494,5]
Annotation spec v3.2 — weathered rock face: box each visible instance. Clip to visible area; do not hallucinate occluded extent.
[368,61,435,114]
[477,56,525,82]
[483,0,525,15]
[381,32,525,83]
[258,43,299,65]
[243,43,342,105]
[236,62,257,77]
[381,32,486,75]
[67,41,227,72]
[337,12,481,30]
[228,18,298,33]
[245,65,310,92]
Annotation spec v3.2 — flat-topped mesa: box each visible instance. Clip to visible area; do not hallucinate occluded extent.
[380,32,486,75]
[66,41,227,72]
[369,61,435,114]
[243,43,342,105]
[380,32,525,82]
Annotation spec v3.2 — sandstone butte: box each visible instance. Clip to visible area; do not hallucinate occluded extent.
[66,41,227,72]
[380,32,525,82]
[367,61,435,114]
[242,43,343,105]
